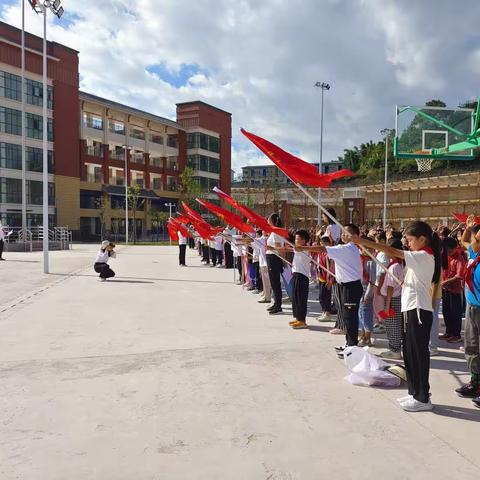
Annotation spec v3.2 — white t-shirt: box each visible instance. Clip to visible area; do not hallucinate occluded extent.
[266,232,285,255]
[292,251,311,278]
[258,236,267,268]
[381,262,404,298]
[95,249,115,263]
[214,235,223,250]
[0,227,5,241]
[375,251,389,285]
[325,224,341,244]
[401,250,434,312]
[325,242,362,283]
[231,234,242,257]
[178,232,187,245]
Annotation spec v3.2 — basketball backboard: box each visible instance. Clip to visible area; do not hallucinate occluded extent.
[394,104,475,160]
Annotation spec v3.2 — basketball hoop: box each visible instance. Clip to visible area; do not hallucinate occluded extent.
[414,150,433,172]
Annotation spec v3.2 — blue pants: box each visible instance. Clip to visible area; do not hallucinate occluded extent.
[359,300,374,332]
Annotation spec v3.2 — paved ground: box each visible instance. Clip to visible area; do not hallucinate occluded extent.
[0,246,479,480]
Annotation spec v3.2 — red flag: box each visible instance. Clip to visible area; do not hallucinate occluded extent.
[167,222,179,241]
[452,212,480,224]
[181,202,205,224]
[179,210,218,240]
[241,128,354,187]
[196,198,252,234]
[213,187,289,239]
[170,218,192,238]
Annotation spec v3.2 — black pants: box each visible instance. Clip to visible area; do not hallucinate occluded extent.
[179,244,186,265]
[216,249,223,265]
[254,261,262,292]
[236,256,242,278]
[188,237,195,249]
[210,247,217,266]
[292,272,309,322]
[224,242,233,269]
[339,280,363,346]
[319,282,332,313]
[0,239,4,259]
[202,245,210,263]
[94,262,115,279]
[267,254,284,309]
[403,309,433,403]
[442,290,463,337]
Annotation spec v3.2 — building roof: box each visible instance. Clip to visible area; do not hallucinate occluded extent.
[80,91,184,131]
[176,100,232,116]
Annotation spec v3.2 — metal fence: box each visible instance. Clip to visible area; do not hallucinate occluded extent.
[4,226,72,251]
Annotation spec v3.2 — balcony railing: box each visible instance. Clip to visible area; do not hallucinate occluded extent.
[150,157,163,168]
[131,153,145,164]
[110,151,124,161]
[86,146,103,157]
[152,179,163,190]
[87,173,104,184]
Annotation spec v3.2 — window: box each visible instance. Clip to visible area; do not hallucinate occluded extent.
[166,176,178,191]
[85,163,103,183]
[150,155,163,168]
[80,190,102,209]
[0,71,21,101]
[187,132,219,152]
[83,112,103,130]
[26,146,54,173]
[130,128,145,140]
[131,150,145,164]
[166,156,178,170]
[108,120,125,135]
[80,217,101,238]
[150,133,163,145]
[110,196,125,209]
[108,167,125,186]
[86,140,103,157]
[0,107,22,135]
[187,154,220,174]
[109,145,125,161]
[26,112,54,141]
[25,79,53,109]
[131,170,144,188]
[27,180,54,205]
[0,142,21,170]
[167,135,177,148]
[151,175,163,190]
[0,177,22,203]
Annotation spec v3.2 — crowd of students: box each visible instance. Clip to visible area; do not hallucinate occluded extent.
[180,210,480,413]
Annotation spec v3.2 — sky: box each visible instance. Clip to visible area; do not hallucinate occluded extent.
[1,0,479,176]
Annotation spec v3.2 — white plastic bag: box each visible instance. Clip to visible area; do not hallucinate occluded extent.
[343,346,401,387]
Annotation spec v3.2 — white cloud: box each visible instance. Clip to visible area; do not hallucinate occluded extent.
[2,0,479,174]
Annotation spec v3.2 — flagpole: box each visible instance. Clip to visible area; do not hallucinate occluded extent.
[291,180,401,285]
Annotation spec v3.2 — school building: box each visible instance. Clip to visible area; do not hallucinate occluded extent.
[0,20,232,241]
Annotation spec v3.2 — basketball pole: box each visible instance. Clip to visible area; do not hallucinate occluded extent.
[381,128,394,229]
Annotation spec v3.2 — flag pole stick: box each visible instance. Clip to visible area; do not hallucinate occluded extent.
[290,180,401,285]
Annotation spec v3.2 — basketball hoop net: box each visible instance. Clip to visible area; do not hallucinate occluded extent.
[414,150,433,172]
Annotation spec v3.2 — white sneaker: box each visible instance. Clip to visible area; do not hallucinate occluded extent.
[316,312,331,322]
[429,347,439,356]
[98,278,106,282]
[380,350,402,360]
[401,398,433,412]
[397,394,412,404]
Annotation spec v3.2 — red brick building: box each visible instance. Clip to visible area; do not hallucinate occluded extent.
[0,21,232,241]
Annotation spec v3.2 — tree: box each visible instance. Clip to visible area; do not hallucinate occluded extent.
[127,184,145,243]
[95,194,108,239]
[179,166,204,207]
[149,209,169,240]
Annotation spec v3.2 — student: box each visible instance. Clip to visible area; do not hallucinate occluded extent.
[317,235,335,321]
[358,243,377,347]
[379,238,405,360]
[353,221,441,412]
[439,237,466,343]
[278,229,311,329]
[298,224,363,350]
[223,225,234,269]
[266,213,286,315]
[0,222,6,261]
[252,229,263,294]
[372,231,389,334]
[94,240,116,281]
[178,230,187,266]
[322,208,341,244]
[214,233,224,267]
[209,237,217,267]
[257,230,272,304]
[456,215,480,407]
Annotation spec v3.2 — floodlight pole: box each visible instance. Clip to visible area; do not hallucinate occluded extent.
[123,145,129,245]
[314,81,330,226]
[381,128,395,230]
[21,0,27,235]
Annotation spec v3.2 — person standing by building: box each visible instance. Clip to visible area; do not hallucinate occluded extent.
[0,222,6,261]
[94,241,116,281]
[257,230,272,304]
[178,230,187,266]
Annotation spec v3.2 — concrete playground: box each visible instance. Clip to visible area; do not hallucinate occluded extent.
[0,245,479,479]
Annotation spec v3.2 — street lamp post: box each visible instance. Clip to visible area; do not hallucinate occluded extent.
[122,144,131,244]
[380,128,395,229]
[28,1,64,274]
[165,202,175,245]
[314,81,330,226]
[21,0,27,235]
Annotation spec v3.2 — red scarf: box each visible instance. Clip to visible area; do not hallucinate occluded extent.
[419,247,434,255]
